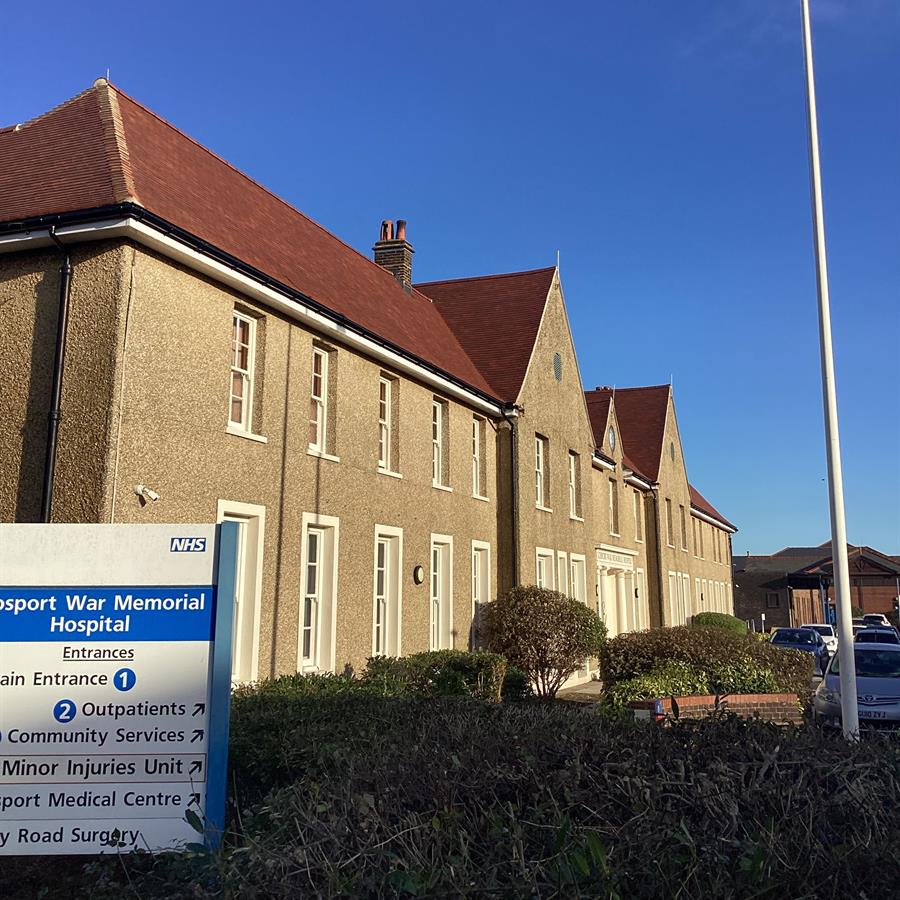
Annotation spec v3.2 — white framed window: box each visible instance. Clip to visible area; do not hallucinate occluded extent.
[217,500,266,684]
[298,513,339,673]
[471,540,491,648]
[665,498,674,547]
[430,534,454,649]
[472,416,487,498]
[701,578,708,608]
[432,399,449,487]
[534,435,549,508]
[683,573,692,621]
[608,479,620,536]
[309,346,328,452]
[680,505,688,551]
[372,526,403,657]
[568,451,582,519]
[557,551,569,596]
[536,547,555,588]
[695,577,702,610]
[570,554,587,605]
[229,311,256,431]
[635,568,646,630]
[634,490,644,542]
[378,376,392,470]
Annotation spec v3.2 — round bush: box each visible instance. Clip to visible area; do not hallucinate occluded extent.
[482,585,606,699]
[691,612,747,634]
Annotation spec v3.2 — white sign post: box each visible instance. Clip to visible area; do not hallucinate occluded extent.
[0,523,237,856]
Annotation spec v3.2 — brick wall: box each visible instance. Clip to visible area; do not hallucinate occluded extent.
[630,692,804,725]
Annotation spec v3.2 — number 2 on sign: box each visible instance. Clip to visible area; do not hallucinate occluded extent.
[53,699,77,723]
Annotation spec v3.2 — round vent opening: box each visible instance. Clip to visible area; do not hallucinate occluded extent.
[608,426,616,451]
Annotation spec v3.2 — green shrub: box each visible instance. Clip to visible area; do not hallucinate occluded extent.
[363,650,507,702]
[67,698,900,900]
[691,611,747,634]
[599,626,812,696]
[483,585,607,699]
[602,661,709,709]
[501,665,533,701]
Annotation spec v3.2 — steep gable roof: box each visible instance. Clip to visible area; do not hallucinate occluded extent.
[585,385,670,481]
[0,82,492,396]
[414,267,556,402]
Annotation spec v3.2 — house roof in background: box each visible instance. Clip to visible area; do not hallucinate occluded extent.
[415,267,556,402]
[0,81,493,396]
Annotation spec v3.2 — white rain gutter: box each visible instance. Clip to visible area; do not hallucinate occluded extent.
[0,219,504,417]
[690,506,737,534]
[591,452,615,472]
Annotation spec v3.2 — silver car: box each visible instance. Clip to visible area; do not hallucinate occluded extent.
[813,644,900,728]
[802,623,838,654]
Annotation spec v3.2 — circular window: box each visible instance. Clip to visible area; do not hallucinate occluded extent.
[670,441,676,461]
[553,352,562,382]
[608,426,616,451]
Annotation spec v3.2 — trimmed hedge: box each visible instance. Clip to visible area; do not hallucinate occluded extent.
[691,611,747,634]
[363,650,507,702]
[599,626,812,698]
[67,696,900,900]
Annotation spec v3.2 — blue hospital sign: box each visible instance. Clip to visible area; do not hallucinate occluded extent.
[0,523,237,856]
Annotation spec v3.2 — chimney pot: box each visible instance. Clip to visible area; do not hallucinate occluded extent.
[373,217,414,287]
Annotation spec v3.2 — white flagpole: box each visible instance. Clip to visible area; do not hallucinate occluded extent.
[800,0,859,739]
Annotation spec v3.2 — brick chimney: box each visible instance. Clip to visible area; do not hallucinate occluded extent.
[373,219,414,287]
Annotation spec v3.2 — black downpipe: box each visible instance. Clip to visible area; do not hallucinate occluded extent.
[41,228,72,523]
[502,406,519,587]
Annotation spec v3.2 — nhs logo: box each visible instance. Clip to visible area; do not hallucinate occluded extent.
[170,537,207,553]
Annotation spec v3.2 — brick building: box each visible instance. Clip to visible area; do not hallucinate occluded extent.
[733,543,900,631]
[0,81,737,683]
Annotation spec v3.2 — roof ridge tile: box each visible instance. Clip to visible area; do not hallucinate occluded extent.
[415,265,556,288]
[94,81,138,204]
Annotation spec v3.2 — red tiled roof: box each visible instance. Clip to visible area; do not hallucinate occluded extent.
[585,385,670,481]
[689,484,736,531]
[415,267,556,402]
[584,391,611,444]
[0,82,493,396]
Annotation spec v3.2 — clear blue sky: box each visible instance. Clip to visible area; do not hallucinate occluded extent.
[3,1,898,555]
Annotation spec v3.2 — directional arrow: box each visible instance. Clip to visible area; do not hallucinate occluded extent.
[192,703,206,717]
[190,792,201,806]
[190,729,204,743]
[189,759,203,775]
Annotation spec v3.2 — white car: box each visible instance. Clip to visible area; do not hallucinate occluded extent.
[802,623,838,655]
[863,613,891,628]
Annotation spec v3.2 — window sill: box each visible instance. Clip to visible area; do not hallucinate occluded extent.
[536,504,553,513]
[307,447,340,463]
[569,514,585,523]
[433,483,453,493]
[226,425,268,444]
[635,538,644,544]
[377,468,403,480]
[473,494,490,503]
[609,531,621,538]
[666,542,676,549]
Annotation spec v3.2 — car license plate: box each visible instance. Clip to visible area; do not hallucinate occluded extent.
[859,710,887,719]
